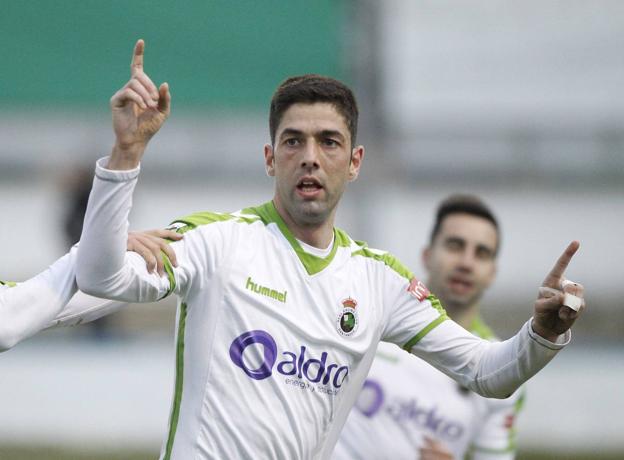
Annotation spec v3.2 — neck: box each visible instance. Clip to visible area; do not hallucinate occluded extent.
[272,200,336,249]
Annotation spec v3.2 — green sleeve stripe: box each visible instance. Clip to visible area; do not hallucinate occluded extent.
[402,314,448,351]
[163,302,188,460]
[351,247,414,281]
[161,254,177,299]
[0,280,17,287]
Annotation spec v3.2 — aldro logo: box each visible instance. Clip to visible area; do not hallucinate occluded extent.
[355,378,466,441]
[336,297,359,337]
[229,330,349,395]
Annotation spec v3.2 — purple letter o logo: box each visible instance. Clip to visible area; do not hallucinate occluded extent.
[356,379,385,417]
[229,330,278,380]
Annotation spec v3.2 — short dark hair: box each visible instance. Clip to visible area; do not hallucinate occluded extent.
[429,194,500,254]
[269,74,359,146]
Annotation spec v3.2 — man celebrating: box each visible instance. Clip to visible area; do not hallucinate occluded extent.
[76,40,585,460]
[334,195,524,460]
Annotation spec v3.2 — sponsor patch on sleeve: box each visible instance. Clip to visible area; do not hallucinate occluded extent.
[407,277,430,302]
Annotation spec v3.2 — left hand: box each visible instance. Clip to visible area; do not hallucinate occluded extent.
[419,436,454,460]
[532,240,586,341]
[127,229,183,276]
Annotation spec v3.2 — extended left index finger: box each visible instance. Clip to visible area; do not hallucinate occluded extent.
[130,39,145,76]
[542,240,580,288]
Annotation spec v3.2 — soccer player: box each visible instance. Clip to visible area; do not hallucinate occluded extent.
[0,229,180,352]
[75,40,585,460]
[333,195,525,460]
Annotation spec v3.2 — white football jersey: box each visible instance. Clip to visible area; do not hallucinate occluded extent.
[333,320,524,460]
[76,159,569,460]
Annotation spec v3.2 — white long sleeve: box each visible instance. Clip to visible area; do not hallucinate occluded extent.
[0,247,125,352]
[76,158,174,302]
[411,318,569,399]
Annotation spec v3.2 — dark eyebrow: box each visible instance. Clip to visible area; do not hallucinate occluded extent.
[278,128,346,142]
[279,128,304,140]
[444,236,465,245]
[476,243,495,257]
[319,130,345,141]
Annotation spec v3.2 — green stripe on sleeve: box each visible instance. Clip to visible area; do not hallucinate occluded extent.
[402,314,448,351]
[163,302,188,460]
[160,254,177,299]
[0,280,17,287]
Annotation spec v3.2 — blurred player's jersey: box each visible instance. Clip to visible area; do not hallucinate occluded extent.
[333,319,524,460]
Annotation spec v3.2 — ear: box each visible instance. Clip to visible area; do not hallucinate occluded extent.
[264,144,275,177]
[348,145,365,181]
[422,246,432,270]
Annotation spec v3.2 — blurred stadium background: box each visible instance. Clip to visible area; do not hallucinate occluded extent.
[1,1,623,458]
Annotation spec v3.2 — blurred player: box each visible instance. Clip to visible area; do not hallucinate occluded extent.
[75,40,585,460]
[0,229,180,352]
[334,195,524,460]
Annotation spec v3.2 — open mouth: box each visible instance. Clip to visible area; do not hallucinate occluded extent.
[296,177,323,194]
[448,277,473,294]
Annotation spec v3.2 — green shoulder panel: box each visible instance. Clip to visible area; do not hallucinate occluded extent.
[350,243,415,281]
[169,210,260,235]
[161,209,261,295]
[0,280,17,287]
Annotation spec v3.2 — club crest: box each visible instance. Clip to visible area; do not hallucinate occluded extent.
[337,297,359,336]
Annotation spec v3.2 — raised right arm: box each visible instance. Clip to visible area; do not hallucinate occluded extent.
[76,40,177,303]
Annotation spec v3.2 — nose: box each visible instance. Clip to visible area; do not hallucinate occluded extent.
[300,140,320,169]
[457,250,476,272]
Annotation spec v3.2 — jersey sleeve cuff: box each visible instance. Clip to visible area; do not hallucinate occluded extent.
[95,156,141,182]
[527,317,571,350]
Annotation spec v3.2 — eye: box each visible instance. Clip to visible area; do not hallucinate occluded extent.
[322,138,340,148]
[476,246,494,260]
[284,138,300,147]
[445,239,463,252]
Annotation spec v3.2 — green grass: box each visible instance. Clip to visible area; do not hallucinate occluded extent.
[517,453,624,460]
[0,445,158,460]
[1,446,623,459]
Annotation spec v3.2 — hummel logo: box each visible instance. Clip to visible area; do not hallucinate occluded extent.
[245,277,287,303]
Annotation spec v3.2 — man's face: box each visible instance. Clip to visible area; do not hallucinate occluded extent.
[423,213,498,310]
[264,102,363,228]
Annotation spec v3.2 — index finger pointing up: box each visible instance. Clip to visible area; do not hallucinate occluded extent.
[542,240,580,288]
[130,39,145,76]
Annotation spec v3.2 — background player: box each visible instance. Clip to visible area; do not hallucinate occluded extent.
[0,229,180,352]
[334,194,524,460]
[75,40,585,459]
